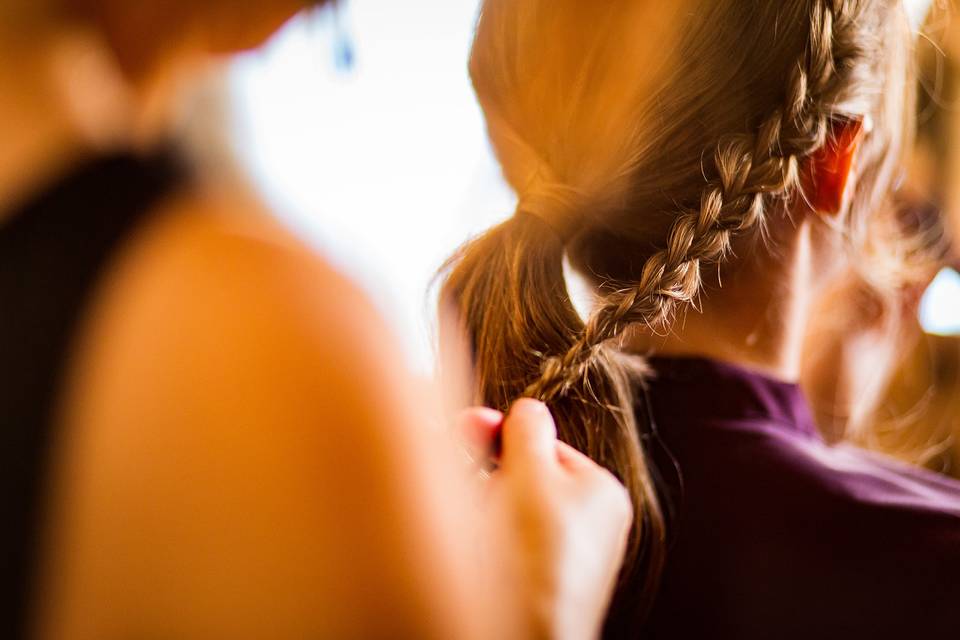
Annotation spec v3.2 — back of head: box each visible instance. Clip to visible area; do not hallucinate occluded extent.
[442,0,915,632]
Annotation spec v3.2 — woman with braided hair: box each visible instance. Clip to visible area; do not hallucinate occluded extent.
[443,0,960,637]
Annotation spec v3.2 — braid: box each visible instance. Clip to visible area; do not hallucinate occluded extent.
[528,0,856,402]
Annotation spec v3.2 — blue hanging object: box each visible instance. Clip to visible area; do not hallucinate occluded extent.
[333,33,355,71]
[331,2,356,72]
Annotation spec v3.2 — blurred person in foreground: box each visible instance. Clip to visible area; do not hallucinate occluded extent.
[0,1,634,638]
[441,0,960,637]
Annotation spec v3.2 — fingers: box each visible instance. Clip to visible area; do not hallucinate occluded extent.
[556,443,632,525]
[499,399,558,470]
[556,442,627,492]
[456,407,504,461]
[436,300,475,421]
[464,401,618,483]
[462,401,621,485]
[554,440,596,473]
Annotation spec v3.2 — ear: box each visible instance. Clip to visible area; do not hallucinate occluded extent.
[806,117,864,217]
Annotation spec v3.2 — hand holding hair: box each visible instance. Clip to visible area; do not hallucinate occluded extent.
[460,400,632,640]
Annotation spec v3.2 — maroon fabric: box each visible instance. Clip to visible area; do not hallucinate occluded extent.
[640,357,960,639]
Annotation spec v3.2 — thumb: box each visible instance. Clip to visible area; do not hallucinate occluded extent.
[499,398,558,471]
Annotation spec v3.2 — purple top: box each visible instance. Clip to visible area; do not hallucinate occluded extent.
[641,357,960,639]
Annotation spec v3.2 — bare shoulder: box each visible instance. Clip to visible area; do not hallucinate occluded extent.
[38,188,456,638]
[111,184,386,354]
[70,183,407,418]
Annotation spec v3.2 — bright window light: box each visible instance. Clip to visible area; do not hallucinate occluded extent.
[920,268,960,336]
[905,0,935,31]
[227,2,514,371]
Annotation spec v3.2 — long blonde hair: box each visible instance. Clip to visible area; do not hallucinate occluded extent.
[442,0,915,631]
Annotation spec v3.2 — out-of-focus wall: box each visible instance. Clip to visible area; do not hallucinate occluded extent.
[227,1,514,371]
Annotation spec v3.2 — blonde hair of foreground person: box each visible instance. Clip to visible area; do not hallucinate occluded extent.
[0,1,632,638]
[442,0,919,632]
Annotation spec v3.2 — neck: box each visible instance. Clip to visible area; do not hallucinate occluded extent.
[0,23,137,218]
[627,220,818,382]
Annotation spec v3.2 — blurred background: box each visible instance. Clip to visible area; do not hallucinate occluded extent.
[224,0,513,372]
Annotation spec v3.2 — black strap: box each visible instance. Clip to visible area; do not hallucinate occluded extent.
[0,149,184,637]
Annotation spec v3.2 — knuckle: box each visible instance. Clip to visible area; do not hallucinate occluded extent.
[596,472,633,520]
[591,465,622,490]
[613,484,634,521]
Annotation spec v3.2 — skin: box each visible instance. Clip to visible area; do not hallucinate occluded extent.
[0,1,632,638]
[627,119,864,383]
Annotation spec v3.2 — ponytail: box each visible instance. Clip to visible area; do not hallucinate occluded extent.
[440,210,667,631]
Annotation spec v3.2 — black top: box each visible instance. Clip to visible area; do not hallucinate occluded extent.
[0,150,184,637]
[639,357,960,640]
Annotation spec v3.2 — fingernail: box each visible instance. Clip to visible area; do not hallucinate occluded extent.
[470,407,505,425]
[509,398,548,417]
